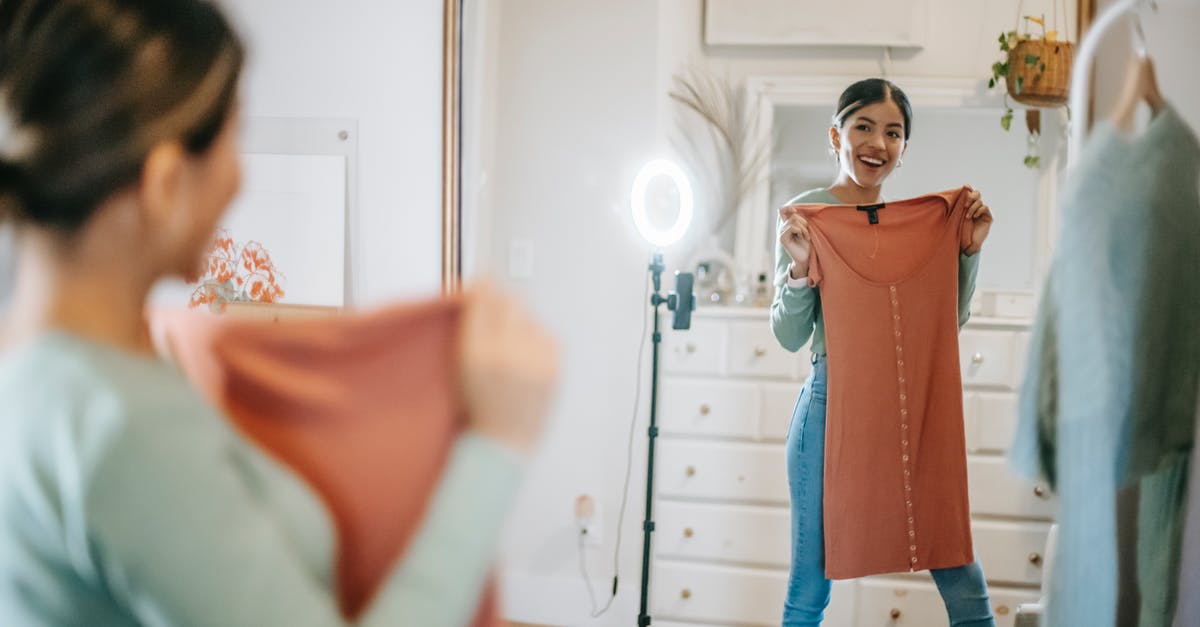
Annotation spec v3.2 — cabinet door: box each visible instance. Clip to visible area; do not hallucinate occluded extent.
[656,501,790,568]
[856,579,949,627]
[968,456,1055,519]
[972,520,1051,586]
[964,392,1019,454]
[663,320,727,376]
[654,561,856,626]
[657,440,788,504]
[986,585,1041,627]
[728,320,808,379]
[660,379,760,439]
[959,330,1018,389]
[761,382,805,441]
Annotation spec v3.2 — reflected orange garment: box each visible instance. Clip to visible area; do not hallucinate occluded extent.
[150,299,498,624]
[788,187,976,578]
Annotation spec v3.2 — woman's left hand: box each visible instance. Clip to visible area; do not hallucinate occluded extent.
[963,188,992,256]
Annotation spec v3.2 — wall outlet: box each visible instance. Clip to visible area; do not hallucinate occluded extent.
[574,494,602,547]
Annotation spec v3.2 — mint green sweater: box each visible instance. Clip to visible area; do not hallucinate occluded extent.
[770,188,981,355]
[0,331,520,627]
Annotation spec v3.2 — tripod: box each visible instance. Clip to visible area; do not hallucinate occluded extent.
[637,252,694,627]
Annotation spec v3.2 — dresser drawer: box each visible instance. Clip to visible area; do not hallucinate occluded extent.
[663,320,727,375]
[657,440,788,504]
[656,501,790,568]
[660,379,760,439]
[964,392,1019,454]
[968,456,1055,519]
[654,561,855,626]
[988,586,1041,627]
[857,579,1039,627]
[972,520,1051,586]
[728,321,807,379]
[761,382,805,441]
[959,330,1020,389]
[856,579,950,627]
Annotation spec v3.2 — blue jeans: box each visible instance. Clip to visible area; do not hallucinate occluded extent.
[783,355,996,627]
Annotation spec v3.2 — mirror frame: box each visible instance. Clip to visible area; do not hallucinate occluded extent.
[441,0,462,296]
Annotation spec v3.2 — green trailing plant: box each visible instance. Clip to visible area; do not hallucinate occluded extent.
[986,15,1063,170]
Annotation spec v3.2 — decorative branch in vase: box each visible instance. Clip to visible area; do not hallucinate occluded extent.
[188,228,285,311]
[669,65,773,239]
[669,66,773,304]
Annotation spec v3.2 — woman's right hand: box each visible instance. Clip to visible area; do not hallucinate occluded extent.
[458,283,560,456]
[778,206,812,279]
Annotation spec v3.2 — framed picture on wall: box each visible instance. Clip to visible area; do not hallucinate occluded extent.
[151,118,357,312]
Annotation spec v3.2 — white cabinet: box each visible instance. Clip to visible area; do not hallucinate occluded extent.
[657,440,788,504]
[727,320,809,379]
[659,380,760,439]
[653,308,1050,626]
[662,319,727,375]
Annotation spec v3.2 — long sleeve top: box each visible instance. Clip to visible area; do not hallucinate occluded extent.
[0,331,520,627]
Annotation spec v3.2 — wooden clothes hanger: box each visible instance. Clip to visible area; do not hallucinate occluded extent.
[1110,8,1167,132]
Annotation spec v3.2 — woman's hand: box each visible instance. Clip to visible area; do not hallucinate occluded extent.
[963,188,993,256]
[458,283,560,456]
[779,206,812,279]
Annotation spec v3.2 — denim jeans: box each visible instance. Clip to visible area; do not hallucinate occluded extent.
[782,355,996,627]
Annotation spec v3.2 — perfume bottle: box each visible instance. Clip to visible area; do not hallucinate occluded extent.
[752,272,771,308]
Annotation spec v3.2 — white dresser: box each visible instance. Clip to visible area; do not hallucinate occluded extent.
[649,305,1053,627]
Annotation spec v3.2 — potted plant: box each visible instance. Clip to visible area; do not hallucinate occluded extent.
[986,12,1074,168]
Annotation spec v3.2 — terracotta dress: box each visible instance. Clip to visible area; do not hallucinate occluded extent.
[787,186,977,579]
[152,300,500,625]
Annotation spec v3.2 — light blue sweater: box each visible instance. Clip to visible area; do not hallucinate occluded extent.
[1012,104,1200,627]
[0,331,522,626]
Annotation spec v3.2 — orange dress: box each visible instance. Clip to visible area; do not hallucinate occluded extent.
[151,300,499,624]
[788,186,977,578]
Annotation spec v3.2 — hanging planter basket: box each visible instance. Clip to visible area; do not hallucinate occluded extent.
[1007,38,1074,107]
[986,1,1075,168]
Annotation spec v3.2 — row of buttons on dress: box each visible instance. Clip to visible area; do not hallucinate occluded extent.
[890,284,919,567]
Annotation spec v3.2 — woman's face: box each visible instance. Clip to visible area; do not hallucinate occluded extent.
[830,98,907,189]
[169,108,243,281]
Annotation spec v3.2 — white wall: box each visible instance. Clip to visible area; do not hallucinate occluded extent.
[474,1,661,624]
[224,0,445,305]
[0,2,446,309]
[472,2,1058,625]
[1092,0,1200,134]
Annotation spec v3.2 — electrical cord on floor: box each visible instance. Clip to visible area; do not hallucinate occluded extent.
[577,263,652,617]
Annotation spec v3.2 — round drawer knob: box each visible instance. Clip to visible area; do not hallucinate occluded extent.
[685,466,696,477]
[890,608,902,619]
[1029,552,1043,566]
[680,588,692,600]
[996,605,1010,616]
[754,346,768,357]
[685,343,697,354]
[699,404,711,416]
[683,527,694,539]
[971,352,985,365]
[1033,485,1048,498]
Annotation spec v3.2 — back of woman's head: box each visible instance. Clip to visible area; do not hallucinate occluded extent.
[0,0,243,233]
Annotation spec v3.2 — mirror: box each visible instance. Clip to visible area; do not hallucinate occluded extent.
[455,1,1076,624]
